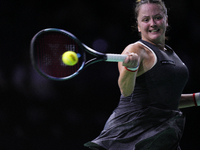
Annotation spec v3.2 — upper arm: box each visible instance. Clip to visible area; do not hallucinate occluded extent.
[118,43,145,75]
[117,43,145,96]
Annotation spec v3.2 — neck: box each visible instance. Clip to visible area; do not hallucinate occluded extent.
[156,43,166,51]
[142,38,165,51]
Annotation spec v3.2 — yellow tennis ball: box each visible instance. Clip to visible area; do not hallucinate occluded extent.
[62,51,78,66]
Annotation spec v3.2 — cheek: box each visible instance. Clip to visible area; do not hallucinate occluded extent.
[139,24,149,32]
[159,20,168,28]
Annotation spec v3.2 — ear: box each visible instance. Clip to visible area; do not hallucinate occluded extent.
[138,25,141,32]
[166,16,169,27]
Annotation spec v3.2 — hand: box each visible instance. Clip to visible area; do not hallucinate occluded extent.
[123,52,140,68]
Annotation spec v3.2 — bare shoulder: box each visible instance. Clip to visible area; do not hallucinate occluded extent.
[118,42,146,73]
[121,42,144,54]
[120,41,157,76]
[121,42,149,61]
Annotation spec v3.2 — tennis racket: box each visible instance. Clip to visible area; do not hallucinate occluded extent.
[30,28,127,81]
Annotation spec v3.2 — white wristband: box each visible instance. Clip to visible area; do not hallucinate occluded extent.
[127,67,139,71]
[195,93,200,106]
[127,64,139,71]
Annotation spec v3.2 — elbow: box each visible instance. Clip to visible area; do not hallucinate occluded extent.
[118,83,134,97]
[120,89,134,97]
[118,77,135,97]
[122,93,132,97]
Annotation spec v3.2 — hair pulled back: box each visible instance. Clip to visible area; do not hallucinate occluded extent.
[133,0,169,39]
[135,0,168,20]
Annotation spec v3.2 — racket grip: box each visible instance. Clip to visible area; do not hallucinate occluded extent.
[105,54,127,62]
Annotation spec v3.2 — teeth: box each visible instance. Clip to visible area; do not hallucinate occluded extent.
[150,29,159,32]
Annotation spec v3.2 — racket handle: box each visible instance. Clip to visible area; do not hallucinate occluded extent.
[105,54,127,62]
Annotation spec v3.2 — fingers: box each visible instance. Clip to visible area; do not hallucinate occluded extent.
[123,52,139,68]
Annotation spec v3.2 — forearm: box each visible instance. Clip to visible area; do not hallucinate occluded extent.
[179,94,195,109]
[179,93,200,109]
[118,67,137,97]
[118,48,140,97]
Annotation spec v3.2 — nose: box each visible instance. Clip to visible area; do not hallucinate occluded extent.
[150,19,157,27]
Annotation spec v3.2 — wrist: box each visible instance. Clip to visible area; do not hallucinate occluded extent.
[124,64,139,72]
[193,93,200,106]
[125,66,139,72]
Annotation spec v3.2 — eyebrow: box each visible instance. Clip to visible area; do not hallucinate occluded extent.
[141,13,163,18]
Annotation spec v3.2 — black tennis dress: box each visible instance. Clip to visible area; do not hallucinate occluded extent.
[84,40,189,150]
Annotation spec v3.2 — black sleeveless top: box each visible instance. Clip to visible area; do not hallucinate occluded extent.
[120,39,189,110]
[84,40,189,150]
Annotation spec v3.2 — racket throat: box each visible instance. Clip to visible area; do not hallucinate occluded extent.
[85,55,107,68]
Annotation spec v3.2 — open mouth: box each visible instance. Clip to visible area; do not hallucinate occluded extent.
[149,29,160,33]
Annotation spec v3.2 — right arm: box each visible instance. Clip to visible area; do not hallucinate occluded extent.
[118,61,138,97]
[118,44,142,97]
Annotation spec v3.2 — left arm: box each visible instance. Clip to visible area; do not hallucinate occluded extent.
[179,93,200,109]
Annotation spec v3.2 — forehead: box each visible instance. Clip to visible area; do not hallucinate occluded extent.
[138,3,164,17]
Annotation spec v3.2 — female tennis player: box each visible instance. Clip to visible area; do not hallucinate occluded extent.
[84,0,199,149]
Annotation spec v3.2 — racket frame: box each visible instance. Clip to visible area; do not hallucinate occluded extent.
[30,28,126,81]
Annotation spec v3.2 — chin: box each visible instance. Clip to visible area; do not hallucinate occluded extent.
[142,34,165,44]
[149,35,164,42]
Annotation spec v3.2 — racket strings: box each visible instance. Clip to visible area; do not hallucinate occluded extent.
[34,32,83,78]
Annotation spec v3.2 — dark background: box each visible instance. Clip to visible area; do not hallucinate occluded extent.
[0,0,200,149]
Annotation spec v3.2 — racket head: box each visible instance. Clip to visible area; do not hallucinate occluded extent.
[30,28,86,81]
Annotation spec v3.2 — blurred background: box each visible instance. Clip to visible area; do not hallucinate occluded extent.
[0,0,200,149]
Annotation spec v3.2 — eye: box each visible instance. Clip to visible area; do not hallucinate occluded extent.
[142,18,149,22]
[155,16,163,20]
